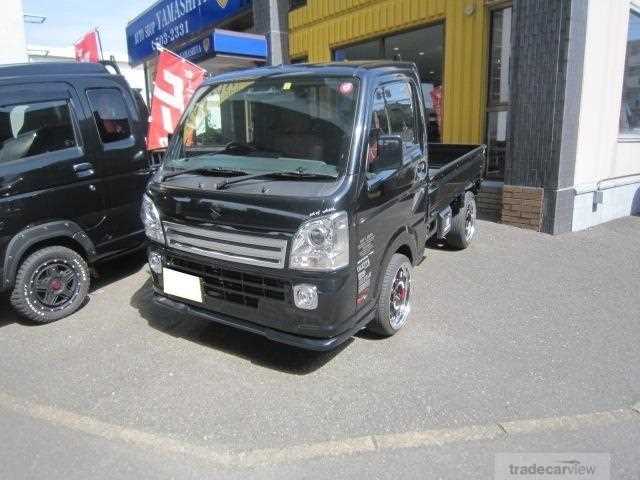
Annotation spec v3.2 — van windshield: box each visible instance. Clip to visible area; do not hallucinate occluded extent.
[163,76,360,178]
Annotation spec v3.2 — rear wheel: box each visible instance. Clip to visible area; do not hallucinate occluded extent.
[367,253,413,337]
[10,246,90,323]
[446,191,477,249]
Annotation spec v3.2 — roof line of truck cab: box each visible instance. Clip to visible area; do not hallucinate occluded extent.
[203,61,421,86]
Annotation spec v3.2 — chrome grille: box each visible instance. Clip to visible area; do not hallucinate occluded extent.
[163,221,287,269]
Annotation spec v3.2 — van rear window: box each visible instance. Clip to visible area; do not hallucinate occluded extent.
[0,100,76,164]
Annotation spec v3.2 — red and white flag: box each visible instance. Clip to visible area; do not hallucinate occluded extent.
[147,48,207,151]
[74,30,101,63]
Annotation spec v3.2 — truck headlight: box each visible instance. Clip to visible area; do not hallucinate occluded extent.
[289,211,349,271]
[141,194,165,244]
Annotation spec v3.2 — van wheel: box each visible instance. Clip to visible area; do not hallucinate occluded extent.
[10,246,90,323]
[367,253,412,337]
[446,191,477,249]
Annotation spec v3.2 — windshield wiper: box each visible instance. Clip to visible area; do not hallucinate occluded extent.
[162,167,249,181]
[217,169,338,190]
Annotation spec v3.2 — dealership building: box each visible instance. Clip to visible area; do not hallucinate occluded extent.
[288,0,640,234]
[127,0,640,234]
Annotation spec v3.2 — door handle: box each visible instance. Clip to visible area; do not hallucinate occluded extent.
[73,162,95,178]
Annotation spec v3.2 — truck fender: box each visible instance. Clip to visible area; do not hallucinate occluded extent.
[2,221,96,291]
[371,227,419,301]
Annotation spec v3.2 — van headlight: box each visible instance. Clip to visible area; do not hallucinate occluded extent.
[141,194,165,244]
[289,211,349,271]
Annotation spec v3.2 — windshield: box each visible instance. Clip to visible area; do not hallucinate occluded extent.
[163,76,360,178]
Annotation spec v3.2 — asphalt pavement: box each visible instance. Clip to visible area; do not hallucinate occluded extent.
[1,217,639,479]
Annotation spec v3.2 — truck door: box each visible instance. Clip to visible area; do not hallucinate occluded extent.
[75,79,150,256]
[354,79,427,309]
[0,82,107,245]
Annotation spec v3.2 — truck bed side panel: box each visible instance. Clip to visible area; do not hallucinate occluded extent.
[427,144,485,216]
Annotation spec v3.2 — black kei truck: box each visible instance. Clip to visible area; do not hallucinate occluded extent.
[143,61,485,350]
[0,62,151,322]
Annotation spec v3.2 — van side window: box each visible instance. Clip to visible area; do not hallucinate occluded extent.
[0,100,76,164]
[86,89,131,143]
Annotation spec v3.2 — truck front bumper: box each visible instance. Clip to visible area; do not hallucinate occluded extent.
[148,245,374,350]
[153,292,374,351]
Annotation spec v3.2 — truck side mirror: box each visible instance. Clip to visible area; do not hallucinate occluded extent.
[373,135,403,173]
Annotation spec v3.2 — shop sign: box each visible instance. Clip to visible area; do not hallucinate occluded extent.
[176,29,267,62]
[177,36,213,62]
[126,0,252,66]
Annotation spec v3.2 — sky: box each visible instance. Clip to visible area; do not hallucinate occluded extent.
[23,0,155,57]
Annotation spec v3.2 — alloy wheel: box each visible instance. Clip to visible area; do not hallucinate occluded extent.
[389,264,411,330]
[29,260,80,312]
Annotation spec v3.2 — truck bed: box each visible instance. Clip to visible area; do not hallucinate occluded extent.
[427,143,485,216]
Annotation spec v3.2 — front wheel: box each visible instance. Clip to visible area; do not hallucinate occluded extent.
[367,253,413,337]
[446,191,477,249]
[10,246,90,323]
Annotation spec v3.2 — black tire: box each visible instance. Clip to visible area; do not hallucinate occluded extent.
[445,191,477,250]
[367,253,413,337]
[10,246,90,323]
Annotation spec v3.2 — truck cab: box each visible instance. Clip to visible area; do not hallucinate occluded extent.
[144,62,484,350]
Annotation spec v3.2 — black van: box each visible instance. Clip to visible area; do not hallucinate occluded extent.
[144,62,485,350]
[0,62,151,322]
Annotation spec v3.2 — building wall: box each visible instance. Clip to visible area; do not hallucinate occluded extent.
[288,0,489,145]
[500,0,573,233]
[253,0,290,64]
[0,0,27,64]
[573,0,638,185]
[570,0,640,230]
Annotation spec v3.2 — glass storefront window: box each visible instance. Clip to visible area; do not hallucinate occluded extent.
[488,8,511,106]
[334,39,383,62]
[289,0,306,11]
[383,25,444,87]
[486,111,508,179]
[620,10,640,136]
[485,6,512,180]
[334,24,444,142]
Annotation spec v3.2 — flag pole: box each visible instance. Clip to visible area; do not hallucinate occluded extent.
[96,28,105,61]
[152,43,205,71]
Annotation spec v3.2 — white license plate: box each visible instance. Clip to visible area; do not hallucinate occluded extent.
[163,268,203,303]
